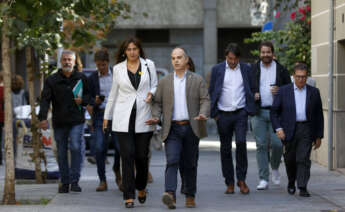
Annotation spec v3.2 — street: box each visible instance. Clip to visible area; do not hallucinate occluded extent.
[0,140,345,212]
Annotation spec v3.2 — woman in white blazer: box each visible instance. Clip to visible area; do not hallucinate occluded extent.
[103,37,157,208]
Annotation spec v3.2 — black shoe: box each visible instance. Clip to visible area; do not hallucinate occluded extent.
[138,190,147,204]
[58,184,69,193]
[287,186,296,195]
[287,181,296,195]
[71,183,82,192]
[299,188,310,197]
[87,156,96,164]
[125,200,134,208]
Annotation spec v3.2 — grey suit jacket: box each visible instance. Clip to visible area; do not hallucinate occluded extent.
[152,71,210,141]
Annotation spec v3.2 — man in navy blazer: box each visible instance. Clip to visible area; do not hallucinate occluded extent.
[270,63,324,197]
[209,43,256,195]
[87,49,121,192]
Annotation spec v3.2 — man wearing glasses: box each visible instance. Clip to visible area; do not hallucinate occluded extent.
[270,63,324,197]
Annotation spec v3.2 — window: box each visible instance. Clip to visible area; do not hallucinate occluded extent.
[136,29,170,43]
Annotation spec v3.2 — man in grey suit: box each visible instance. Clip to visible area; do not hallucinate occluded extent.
[146,47,210,209]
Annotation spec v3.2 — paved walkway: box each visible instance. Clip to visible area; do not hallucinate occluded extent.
[0,140,345,212]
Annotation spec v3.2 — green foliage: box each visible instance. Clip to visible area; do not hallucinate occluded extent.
[274,0,311,11]
[0,0,131,59]
[245,1,311,73]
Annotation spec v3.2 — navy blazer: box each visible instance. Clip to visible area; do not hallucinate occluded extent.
[251,60,291,113]
[270,83,324,142]
[88,68,112,111]
[209,61,256,118]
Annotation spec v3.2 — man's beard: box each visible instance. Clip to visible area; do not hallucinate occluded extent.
[62,66,73,72]
[261,57,273,65]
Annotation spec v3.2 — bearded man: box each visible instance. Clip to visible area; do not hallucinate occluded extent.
[39,50,90,193]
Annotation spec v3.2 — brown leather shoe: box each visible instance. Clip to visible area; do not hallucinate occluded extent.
[96,181,108,192]
[237,181,250,194]
[162,192,176,209]
[147,171,153,183]
[138,189,147,204]
[114,170,124,192]
[225,184,235,194]
[185,196,196,208]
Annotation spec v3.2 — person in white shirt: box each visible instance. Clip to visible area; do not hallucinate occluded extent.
[251,41,291,190]
[209,43,256,195]
[147,47,210,209]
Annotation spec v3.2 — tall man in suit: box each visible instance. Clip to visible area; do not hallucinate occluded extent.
[146,47,210,209]
[87,49,121,192]
[251,41,291,190]
[270,63,324,197]
[209,43,256,195]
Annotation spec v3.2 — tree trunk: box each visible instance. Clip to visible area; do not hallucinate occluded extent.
[25,47,44,183]
[2,19,16,205]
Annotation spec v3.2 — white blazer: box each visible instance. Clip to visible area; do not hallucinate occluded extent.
[104,58,158,133]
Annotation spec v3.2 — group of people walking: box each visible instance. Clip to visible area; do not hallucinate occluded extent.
[37,38,324,209]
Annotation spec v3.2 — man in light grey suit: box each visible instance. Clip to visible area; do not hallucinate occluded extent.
[146,47,210,209]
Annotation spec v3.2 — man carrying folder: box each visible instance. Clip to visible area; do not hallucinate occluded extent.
[39,50,90,193]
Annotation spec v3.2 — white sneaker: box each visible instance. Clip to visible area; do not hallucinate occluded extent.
[272,169,281,185]
[256,180,268,190]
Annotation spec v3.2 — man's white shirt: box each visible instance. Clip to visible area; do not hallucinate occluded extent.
[172,71,189,121]
[259,61,276,107]
[217,63,245,111]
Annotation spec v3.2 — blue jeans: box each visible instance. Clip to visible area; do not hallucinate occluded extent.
[251,109,283,181]
[217,109,248,185]
[54,123,84,185]
[93,113,120,182]
[164,123,199,197]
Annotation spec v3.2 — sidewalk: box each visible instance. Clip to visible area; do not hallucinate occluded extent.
[0,140,345,211]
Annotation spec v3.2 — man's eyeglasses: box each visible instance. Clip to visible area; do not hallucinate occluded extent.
[295,75,307,80]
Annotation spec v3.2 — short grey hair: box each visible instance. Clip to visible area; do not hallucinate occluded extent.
[61,50,76,60]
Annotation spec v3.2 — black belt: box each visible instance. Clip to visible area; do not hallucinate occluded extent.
[261,106,271,110]
[219,108,243,114]
[296,121,309,124]
[97,108,105,113]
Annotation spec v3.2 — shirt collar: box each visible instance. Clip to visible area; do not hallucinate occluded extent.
[294,83,306,91]
[174,70,188,80]
[226,62,240,71]
[58,69,76,79]
[260,60,276,69]
[98,68,112,77]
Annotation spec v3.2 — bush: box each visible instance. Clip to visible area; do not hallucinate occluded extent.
[244,3,311,74]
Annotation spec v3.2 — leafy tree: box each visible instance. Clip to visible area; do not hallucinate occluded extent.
[1,2,16,204]
[0,0,130,203]
[245,0,311,73]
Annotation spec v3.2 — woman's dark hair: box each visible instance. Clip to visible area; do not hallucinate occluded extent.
[224,43,241,57]
[187,56,195,72]
[259,41,275,54]
[115,37,146,64]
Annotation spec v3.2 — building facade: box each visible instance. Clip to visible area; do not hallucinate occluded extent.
[83,0,270,77]
[311,0,345,171]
